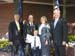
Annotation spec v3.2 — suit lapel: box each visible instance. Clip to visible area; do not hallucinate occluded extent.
[51,21,55,30]
[14,21,20,32]
[13,21,17,30]
[27,23,30,27]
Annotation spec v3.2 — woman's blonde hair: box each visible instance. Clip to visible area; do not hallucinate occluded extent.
[41,16,48,24]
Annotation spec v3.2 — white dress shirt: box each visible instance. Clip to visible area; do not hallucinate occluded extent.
[15,21,20,31]
[29,22,33,26]
[54,18,59,28]
[26,34,41,49]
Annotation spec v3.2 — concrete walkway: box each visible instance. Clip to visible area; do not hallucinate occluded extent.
[0,52,11,56]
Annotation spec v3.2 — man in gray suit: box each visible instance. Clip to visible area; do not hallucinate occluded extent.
[50,9,68,56]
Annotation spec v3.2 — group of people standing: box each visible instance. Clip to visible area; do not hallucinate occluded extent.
[8,9,68,56]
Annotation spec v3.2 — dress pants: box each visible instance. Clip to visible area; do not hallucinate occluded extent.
[11,45,25,56]
[25,43,31,56]
[31,47,40,56]
[54,45,66,56]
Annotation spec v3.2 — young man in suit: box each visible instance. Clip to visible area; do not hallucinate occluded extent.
[23,15,37,56]
[8,14,25,56]
[23,15,36,37]
[50,9,68,56]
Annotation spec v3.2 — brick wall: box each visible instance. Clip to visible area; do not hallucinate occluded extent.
[0,3,15,37]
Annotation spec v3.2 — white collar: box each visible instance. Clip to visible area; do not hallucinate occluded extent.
[29,22,33,25]
[15,20,19,23]
[55,18,59,21]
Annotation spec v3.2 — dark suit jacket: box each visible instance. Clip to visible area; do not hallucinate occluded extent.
[50,18,68,46]
[23,22,37,36]
[8,21,25,46]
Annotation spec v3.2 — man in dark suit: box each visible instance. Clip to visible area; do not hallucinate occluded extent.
[23,15,37,56]
[50,9,68,56]
[23,15,36,37]
[8,14,25,56]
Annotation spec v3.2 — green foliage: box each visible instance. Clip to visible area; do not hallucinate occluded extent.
[68,34,75,42]
[0,41,9,48]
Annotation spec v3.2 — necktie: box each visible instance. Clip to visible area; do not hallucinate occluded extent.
[34,37,36,50]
